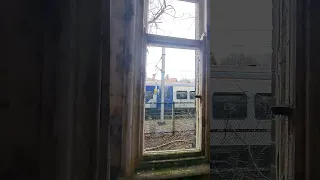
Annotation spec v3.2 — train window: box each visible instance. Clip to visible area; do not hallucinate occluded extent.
[212,92,247,120]
[176,91,188,99]
[145,91,154,99]
[255,93,275,120]
[190,91,196,99]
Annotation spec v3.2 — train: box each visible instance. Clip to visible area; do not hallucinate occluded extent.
[209,66,273,175]
[210,66,273,146]
[144,80,196,119]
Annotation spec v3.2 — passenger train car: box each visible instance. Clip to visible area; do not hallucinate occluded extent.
[209,66,273,172]
[144,80,196,119]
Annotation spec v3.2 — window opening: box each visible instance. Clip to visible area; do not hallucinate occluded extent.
[212,92,247,120]
[144,46,197,153]
[142,0,208,159]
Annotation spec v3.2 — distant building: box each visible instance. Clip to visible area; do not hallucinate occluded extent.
[166,74,178,82]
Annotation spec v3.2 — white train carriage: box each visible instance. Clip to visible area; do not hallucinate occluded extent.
[172,84,195,109]
[144,80,196,118]
[210,66,273,147]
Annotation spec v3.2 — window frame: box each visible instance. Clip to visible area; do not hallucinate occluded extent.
[129,0,211,177]
[143,0,204,157]
[212,92,248,120]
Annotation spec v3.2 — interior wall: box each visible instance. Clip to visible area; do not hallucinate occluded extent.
[0,0,42,178]
[292,0,307,179]
[1,0,109,179]
[42,0,106,178]
[109,0,126,178]
[305,0,320,179]
[109,0,145,178]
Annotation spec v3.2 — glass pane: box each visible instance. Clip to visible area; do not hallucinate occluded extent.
[255,93,275,120]
[144,45,197,153]
[210,0,273,177]
[210,0,272,67]
[213,44,272,66]
[212,93,247,120]
[147,0,196,39]
[210,75,273,179]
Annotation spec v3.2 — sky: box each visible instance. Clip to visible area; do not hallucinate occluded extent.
[146,0,196,81]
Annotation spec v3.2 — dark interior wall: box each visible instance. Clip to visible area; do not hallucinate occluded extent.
[293,0,307,178]
[272,0,320,179]
[306,0,320,179]
[0,0,109,179]
[109,0,125,177]
[0,0,43,178]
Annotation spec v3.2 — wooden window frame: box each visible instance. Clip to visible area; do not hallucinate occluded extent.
[119,0,211,178]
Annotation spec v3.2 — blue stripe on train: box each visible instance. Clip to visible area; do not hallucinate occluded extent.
[145,85,173,110]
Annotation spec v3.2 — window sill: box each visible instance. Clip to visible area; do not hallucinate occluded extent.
[138,155,207,170]
[142,149,202,161]
[134,164,210,180]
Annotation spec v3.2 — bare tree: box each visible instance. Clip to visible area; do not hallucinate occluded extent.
[148,0,175,24]
[147,0,195,34]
